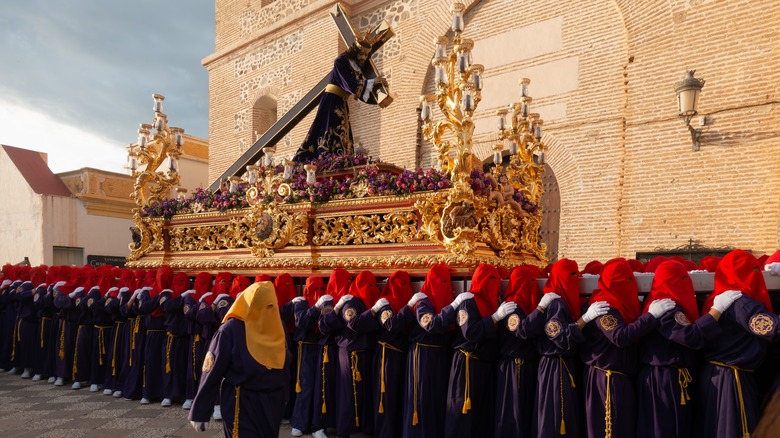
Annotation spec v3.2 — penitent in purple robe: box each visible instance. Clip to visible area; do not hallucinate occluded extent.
[322,298,378,436]
[137,290,164,401]
[312,302,338,433]
[495,307,545,438]
[402,298,453,438]
[445,299,499,438]
[87,288,113,386]
[293,54,378,163]
[696,296,780,438]
[189,319,290,437]
[372,304,410,438]
[14,282,38,371]
[636,305,721,438]
[291,300,321,434]
[72,291,94,384]
[536,299,585,438]
[0,283,17,371]
[103,290,128,393]
[53,288,80,381]
[34,284,57,378]
[160,291,188,401]
[580,309,659,438]
[120,294,145,399]
[183,293,204,402]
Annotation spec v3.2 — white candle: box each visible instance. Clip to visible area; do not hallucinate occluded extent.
[421,100,430,121]
[435,65,448,85]
[457,54,467,73]
[493,151,501,164]
[451,14,464,32]
[472,70,481,90]
[497,114,505,130]
[283,164,293,180]
[510,142,518,155]
[462,94,473,111]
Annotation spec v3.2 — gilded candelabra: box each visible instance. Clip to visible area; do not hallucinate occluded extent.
[244,146,294,207]
[127,94,184,260]
[419,2,483,183]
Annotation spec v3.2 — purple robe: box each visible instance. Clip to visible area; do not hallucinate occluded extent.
[444,299,499,438]
[495,307,545,438]
[53,287,80,380]
[138,290,164,400]
[580,309,659,438]
[120,294,145,399]
[87,288,113,386]
[14,282,38,370]
[34,284,56,377]
[372,304,411,438]
[312,302,339,432]
[104,291,128,393]
[636,306,721,438]
[183,293,204,401]
[189,319,290,437]
[696,296,780,438]
[291,300,321,433]
[160,291,188,400]
[293,54,377,162]
[323,298,378,436]
[536,299,585,438]
[72,291,94,383]
[402,298,454,438]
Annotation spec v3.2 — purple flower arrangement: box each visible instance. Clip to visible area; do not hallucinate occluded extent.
[139,153,539,219]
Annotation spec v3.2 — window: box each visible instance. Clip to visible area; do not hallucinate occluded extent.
[53,246,84,266]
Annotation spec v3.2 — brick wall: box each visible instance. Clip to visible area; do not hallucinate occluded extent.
[205,0,780,264]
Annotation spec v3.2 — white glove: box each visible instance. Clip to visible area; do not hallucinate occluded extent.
[648,298,676,319]
[106,287,118,297]
[408,292,427,308]
[199,292,213,303]
[54,281,66,289]
[315,294,333,309]
[190,420,207,432]
[766,262,780,277]
[372,298,389,313]
[292,296,306,303]
[181,290,195,298]
[119,287,130,294]
[334,294,353,311]
[582,301,610,323]
[1,280,11,289]
[452,292,474,308]
[130,289,142,301]
[538,293,561,310]
[492,301,517,322]
[68,287,83,299]
[712,290,743,313]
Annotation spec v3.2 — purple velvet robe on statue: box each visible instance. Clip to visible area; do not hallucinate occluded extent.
[495,307,545,438]
[189,319,290,438]
[696,296,780,438]
[536,299,585,438]
[402,298,453,438]
[444,299,499,438]
[293,54,376,163]
[636,306,721,438]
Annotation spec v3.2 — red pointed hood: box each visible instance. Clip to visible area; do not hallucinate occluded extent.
[230,276,251,299]
[214,272,233,296]
[255,274,272,283]
[645,256,668,273]
[143,270,157,289]
[469,264,501,317]
[274,273,297,306]
[643,260,699,322]
[132,270,146,290]
[703,250,771,314]
[762,251,780,269]
[382,270,414,313]
[543,258,582,320]
[30,267,47,287]
[326,268,352,301]
[590,258,640,323]
[627,259,644,273]
[151,265,174,297]
[421,264,453,313]
[46,266,60,286]
[581,261,603,276]
[193,272,212,298]
[172,272,190,297]
[699,256,723,272]
[349,271,381,309]
[304,276,326,307]
[506,265,542,315]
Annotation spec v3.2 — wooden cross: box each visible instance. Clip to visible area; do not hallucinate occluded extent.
[209,3,394,190]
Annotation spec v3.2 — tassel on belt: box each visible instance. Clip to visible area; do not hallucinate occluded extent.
[111,321,123,376]
[165,332,174,373]
[40,317,52,349]
[11,318,21,361]
[295,341,316,394]
[593,366,628,438]
[72,325,85,380]
[350,350,365,427]
[377,341,404,414]
[678,367,692,406]
[558,355,577,435]
[233,385,241,437]
[95,325,111,366]
[192,333,200,381]
[710,361,754,438]
[458,349,480,414]
[412,342,442,426]
[320,345,330,414]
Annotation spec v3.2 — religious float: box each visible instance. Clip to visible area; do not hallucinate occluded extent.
[124,2,549,277]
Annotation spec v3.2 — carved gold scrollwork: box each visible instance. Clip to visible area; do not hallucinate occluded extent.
[481,204,522,252]
[312,211,418,246]
[128,215,164,261]
[246,203,308,258]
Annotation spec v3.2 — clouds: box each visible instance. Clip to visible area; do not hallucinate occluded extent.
[0,0,214,172]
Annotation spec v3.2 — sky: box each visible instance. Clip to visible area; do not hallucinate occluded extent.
[0,1,215,173]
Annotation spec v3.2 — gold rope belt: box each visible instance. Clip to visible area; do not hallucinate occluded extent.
[678,367,692,406]
[515,357,525,388]
[412,342,443,426]
[58,320,65,360]
[111,321,123,376]
[321,345,329,414]
[129,316,142,366]
[72,326,84,380]
[295,341,316,394]
[710,361,754,438]
[40,317,52,349]
[458,349,480,414]
[95,325,112,366]
[192,333,200,381]
[325,84,350,99]
[593,366,628,438]
[165,332,174,373]
[233,385,241,437]
[377,341,404,414]
[557,355,577,435]
[11,318,20,361]
[350,350,365,427]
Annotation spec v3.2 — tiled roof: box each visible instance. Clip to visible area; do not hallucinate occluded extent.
[1,144,72,197]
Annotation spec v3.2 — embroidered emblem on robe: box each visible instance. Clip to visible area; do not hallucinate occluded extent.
[599,315,618,331]
[674,311,690,326]
[749,314,774,336]
[420,313,433,328]
[507,314,520,331]
[380,309,393,325]
[322,305,334,315]
[545,320,562,337]
[457,309,468,326]
[344,307,357,321]
[217,299,229,309]
[202,351,215,373]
